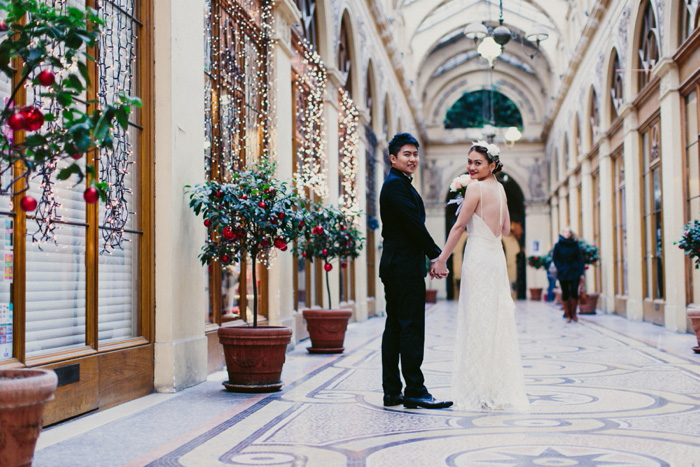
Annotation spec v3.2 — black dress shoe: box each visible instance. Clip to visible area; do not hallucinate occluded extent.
[403,395,453,409]
[383,394,404,406]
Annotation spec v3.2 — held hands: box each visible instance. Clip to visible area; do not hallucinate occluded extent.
[430,258,449,279]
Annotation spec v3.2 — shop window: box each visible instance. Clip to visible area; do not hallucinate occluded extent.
[610,50,624,120]
[637,1,660,90]
[613,150,628,296]
[683,89,700,304]
[641,119,664,300]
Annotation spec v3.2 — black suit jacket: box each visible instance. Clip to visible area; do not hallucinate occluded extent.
[379,167,442,278]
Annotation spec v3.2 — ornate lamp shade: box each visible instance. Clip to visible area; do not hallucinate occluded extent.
[477,36,502,67]
[505,126,522,147]
[526,23,549,44]
[492,25,512,46]
[464,21,488,41]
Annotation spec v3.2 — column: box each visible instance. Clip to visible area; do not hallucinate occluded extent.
[621,104,644,321]
[374,140,387,313]
[153,0,208,391]
[267,0,299,336]
[598,137,615,313]
[354,110,370,322]
[580,158,594,285]
[525,202,551,289]
[655,59,688,332]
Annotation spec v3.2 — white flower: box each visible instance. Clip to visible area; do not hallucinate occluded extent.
[487,143,500,157]
[450,174,473,194]
[457,174,472,186]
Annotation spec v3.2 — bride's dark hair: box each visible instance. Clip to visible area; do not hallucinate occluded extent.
[469,144,503,174]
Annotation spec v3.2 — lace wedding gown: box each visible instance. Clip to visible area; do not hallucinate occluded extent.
[451,182,529,412]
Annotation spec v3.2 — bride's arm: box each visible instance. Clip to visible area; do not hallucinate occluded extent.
[501,187,511,237]
[432,185,479,275]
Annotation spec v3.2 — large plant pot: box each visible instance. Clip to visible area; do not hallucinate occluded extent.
[579,292,599,315]
[217,326,292,393]
[425,289,438,304]
[0,368,58,467]
[303,309,352,354]
[688,307,700,354]
[529,287,543,301]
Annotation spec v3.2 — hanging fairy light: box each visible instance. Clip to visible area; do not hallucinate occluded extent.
[338,88,359,217]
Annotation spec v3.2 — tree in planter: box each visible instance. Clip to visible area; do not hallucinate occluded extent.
[0,0,140,206]
[293,203,364,309]
[187,161,302,327]
[577,239,600,314]
[676,217,700,269]
[526,254,551,300]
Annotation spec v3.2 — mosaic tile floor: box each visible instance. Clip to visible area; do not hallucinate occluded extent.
[35,301,700,467]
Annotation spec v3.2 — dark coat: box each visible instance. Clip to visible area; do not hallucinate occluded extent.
[379,167,441,278]
[552,236,584,281]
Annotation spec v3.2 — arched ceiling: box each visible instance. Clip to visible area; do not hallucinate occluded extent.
[396,0,569,142]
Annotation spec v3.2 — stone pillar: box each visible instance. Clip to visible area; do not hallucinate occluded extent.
[558,186,568,232]
[621,104,644,321]
[525,202,551,289]
[374,141,388,313]
[153,0,208,391]
[267,0,299,336]
[655,59,688,332]
[580,158,594,284]
[353,109,370,322]
[550,195,559,246]
[569,174,580,234]
[598,138,615,313]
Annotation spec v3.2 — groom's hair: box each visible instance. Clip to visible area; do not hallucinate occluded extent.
[388,133,420,156]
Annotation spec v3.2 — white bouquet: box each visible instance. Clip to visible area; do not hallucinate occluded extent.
[449,173,473,197]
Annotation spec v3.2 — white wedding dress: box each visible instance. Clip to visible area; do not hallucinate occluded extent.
[451,181,530,412]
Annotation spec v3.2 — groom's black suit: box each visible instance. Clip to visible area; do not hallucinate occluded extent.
[379,167,442,398]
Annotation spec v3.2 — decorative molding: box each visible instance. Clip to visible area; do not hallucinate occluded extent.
[655,0,665,47]
[595,52,604,94]
[616,5,631,68]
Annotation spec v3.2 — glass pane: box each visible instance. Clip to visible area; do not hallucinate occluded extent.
[98,233,139,343]
[25,225,87,356]
[297,258,307,311]
[221,262,242,321]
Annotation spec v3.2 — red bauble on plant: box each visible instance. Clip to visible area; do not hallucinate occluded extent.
[83,187,99,203]
[258,202,266,209]
[204,219,211,227]
[37,70,55,86]
[7,112,25,130]
[324,263,333,271]
[19,195,37,212]
[20,106,44,132]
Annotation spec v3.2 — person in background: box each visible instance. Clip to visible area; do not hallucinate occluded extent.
[552,227,584,323]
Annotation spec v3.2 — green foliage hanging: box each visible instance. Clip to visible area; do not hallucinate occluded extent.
[444,90,523,130]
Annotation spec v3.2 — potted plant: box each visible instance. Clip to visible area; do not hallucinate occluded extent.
[187,161,301,392]
[294,203,364,353]
[0,368,58,466]
[526,254,550,300]
[676,217,700,352]
[578,239,600,314]
[0,0,140,206]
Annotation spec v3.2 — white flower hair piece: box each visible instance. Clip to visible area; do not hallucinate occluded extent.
[471,140,500,160]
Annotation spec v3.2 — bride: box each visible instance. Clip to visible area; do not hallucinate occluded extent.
[431,142,529,412]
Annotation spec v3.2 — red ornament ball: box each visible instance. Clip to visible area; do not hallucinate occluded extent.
[341,263,347,269]
[37,70,55,86]
[322,249,328,256]
[302,252,307,258]
[222,226,235,239]
[19,195,37,212]
[298,220,304,228]
[20,106,44,132]
[215,190,223,198]
[204,219,211,227]
[83,187,99,204]
[261,238,269,247]
[7,112,25,131]
[221,254,231,264]
[0,20,8,32]
[258,202,266,209]
[240,194,247,200]
[278,212,285,220]
[71,152,83,160]
[324,263,333,272]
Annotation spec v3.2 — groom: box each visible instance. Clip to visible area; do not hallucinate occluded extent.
[379,133,452,409]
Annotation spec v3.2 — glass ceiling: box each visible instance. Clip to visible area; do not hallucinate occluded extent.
[416,0,554,34]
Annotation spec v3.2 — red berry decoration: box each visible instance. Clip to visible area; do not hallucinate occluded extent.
[37,70,55,86]
[240,194,247,200]
[215,190,223,198]
[83,187,99,204]
[298,220,304,228]
[204,219,211,227]
[278,212,285,220]
[7,112,25,131]
[222,226,235,239]
[0,20,7,32]
[274,238,287,251]
[71,152,83,160]
[302,252,307,258]
[341,263,347,269]
[322,248,328,256]
[340,225,347,231]
[258,202,266,209]
[20,106,44,132]
[261,238,269,247]
[324,263,333,272]
[221,254,231,264]
[19,195,37,212]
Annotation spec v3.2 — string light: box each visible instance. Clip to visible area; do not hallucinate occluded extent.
[338,88,359,217]
[293,37,328,198]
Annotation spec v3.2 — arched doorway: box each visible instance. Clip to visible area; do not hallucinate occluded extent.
[444,172,527,300]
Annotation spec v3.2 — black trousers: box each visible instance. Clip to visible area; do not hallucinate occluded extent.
[381,274,428,398]
[560,279,579,300]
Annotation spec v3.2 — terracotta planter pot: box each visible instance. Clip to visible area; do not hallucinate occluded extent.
[529,287,543,301]
[0,368,58,467]
[579,292,599,315]
[303,309,353,354]
[217,326,292,393]
[425,289,438,303]
[688,307,700,354]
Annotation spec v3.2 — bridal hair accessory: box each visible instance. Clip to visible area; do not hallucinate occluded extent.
[471,140,500,163]
[447,174,473,216]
